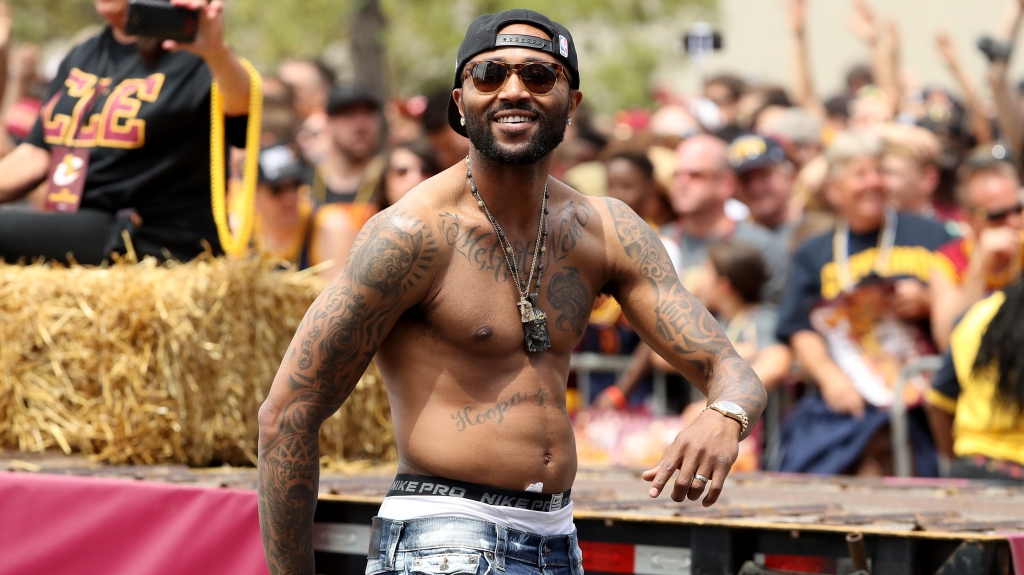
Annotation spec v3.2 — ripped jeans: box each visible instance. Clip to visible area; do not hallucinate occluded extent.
[365,516,584,575]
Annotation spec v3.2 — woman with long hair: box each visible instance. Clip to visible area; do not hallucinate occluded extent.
[926,277,1024,482]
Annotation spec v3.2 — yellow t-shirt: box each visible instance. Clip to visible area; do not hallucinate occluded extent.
[927,291,1024,465]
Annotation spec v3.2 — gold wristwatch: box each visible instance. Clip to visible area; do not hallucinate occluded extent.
[702,401,749,435]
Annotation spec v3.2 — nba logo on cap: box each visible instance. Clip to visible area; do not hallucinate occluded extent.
[558,35,568,57]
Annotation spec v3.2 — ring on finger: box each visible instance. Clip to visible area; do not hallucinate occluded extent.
[693,474,709,484]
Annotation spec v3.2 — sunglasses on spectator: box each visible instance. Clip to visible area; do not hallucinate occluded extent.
[977,202,1024,222]
[464,61,566,95]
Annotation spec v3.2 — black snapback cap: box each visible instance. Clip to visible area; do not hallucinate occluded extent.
[447,9,580,137]
[327,84,380,116]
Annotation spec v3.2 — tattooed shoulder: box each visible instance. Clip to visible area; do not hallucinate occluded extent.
[550,200,592,262]
[349,209,440,297]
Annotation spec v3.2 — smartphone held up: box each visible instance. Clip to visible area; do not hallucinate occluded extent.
[124,0,200,43]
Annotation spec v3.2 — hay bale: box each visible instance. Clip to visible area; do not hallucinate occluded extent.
[0,256,395,466]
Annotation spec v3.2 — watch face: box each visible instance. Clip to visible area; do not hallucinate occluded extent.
[716,401,744,416]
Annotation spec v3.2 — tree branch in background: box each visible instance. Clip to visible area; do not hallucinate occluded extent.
[988,0,1024,153]
[936,32,994,145]
[787,0,825,121]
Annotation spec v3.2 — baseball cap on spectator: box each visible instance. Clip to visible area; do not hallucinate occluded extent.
[258,145,309,186]
[326,84,380,116]
[727,135,787,173]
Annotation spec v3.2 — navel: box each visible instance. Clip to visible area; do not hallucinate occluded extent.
[473,325,494,341]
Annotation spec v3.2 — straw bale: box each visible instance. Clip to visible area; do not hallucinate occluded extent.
[0,256,395,466]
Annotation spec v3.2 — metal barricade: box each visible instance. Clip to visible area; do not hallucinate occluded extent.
[890,354,944,477]
[568,353,695,416]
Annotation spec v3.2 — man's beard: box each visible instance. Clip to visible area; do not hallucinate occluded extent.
[464,102,569,165]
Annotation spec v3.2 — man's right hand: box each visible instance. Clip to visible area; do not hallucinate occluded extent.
[818,371,865,418]
[977,226,1021,273]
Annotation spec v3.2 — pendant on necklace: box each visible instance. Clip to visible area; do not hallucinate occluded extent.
[519,296,551,352]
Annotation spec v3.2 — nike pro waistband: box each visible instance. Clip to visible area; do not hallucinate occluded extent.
[386,473,571,512]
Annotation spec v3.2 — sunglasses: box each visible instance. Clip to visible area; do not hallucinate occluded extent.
[978,202,1024,222]
[464,60,566,96]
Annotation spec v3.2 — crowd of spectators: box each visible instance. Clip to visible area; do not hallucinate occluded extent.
[0,0,1022,482]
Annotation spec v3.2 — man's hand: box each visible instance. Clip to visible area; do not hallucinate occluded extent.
[819,372,865,418]
[976,226,1021,274]
[642,409,739,506]
[891,279,930,320]
[936,32,957,68]
[847,0,879,44]
[787,0,807,37]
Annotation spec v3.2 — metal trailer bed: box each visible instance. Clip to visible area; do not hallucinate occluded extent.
[4,454,1023,575]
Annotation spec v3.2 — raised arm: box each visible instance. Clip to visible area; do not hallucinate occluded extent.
[848,0,900,117]
[167,0,251,116]
[988,0,1024,153]
[603,199,766,505]
[257,208,438,575]
[788,0,826,120]
[937,32,994,145]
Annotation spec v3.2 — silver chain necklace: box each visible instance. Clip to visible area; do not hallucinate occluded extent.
[466,156,551,353]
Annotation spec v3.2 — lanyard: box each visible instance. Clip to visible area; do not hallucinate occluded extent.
[832,207,898,294]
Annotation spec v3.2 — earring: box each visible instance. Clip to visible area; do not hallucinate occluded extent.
[460,117,466,126]
[567,117,572,125]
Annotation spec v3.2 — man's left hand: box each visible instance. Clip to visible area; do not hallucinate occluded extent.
[163,0,228,59]
[642,409,740,506]
[891,279,930,320]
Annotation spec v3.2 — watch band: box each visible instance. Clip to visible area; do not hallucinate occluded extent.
[703,402,749,435]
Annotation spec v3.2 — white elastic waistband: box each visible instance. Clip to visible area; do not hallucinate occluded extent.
[377,495,576,536]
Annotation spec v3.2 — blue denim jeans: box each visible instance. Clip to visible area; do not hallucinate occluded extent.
[365,516,584,575]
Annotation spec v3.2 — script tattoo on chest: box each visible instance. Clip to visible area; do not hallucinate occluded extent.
[451,387,551,431]
[439,212,529,283]
[550,201,591,263]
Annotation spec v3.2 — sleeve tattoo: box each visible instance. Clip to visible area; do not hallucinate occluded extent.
[257,211,437,574]
[604,199,766,424]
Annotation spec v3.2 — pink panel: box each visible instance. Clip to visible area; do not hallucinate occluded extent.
[0,472,269,575]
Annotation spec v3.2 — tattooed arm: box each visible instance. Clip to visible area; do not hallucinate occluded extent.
[603,199,766,505]
[257,209,438,575]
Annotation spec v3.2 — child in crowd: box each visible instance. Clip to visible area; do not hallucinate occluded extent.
[690,241,792,392]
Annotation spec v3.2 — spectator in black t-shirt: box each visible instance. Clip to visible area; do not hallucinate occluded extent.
[0,0,253,264]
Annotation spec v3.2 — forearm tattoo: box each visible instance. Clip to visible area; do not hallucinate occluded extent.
[605,199,766,424]
[258,211,437,574]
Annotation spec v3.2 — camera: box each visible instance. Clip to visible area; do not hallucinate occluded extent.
[683,23,723,58]
[124,0,200,43]
[977,35,1012,64]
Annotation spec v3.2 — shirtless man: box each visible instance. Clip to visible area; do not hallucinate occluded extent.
[257,10,766,575]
